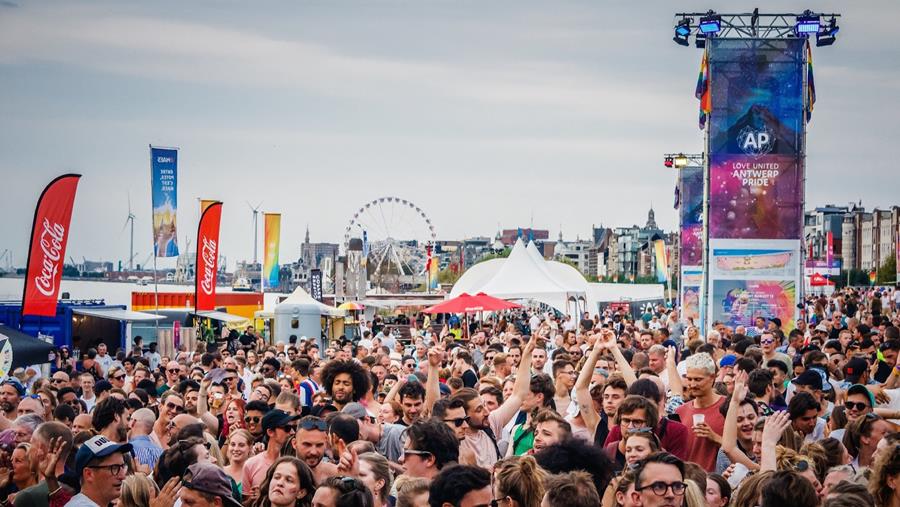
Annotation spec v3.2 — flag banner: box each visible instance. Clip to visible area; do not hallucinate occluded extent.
[695,47,711,129]
[200,199,217,214]
[653,239,668,284]
[310,269,323,302]
[705,38,806,331]
[263,213,281,289]
[22,174,82,317]
[679,166,704,267]
[195,202,222,312]
[680,268,703,323]
[825,231,834,277]
[150,147,179,257]
[427,244,439,290]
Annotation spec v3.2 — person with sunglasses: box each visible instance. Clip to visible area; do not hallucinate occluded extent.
[243,409,300,499]
[293,415,339,485]
[399,419,459,481]
[67,435,133,507]
[151,392,185,449]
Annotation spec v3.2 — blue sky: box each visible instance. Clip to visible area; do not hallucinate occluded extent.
[1,1,897,270]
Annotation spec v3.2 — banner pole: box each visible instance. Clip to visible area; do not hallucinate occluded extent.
[153,253,160,348]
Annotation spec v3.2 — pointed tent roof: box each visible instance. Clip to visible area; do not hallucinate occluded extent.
[275,286,344,317]
[478,239,582,299]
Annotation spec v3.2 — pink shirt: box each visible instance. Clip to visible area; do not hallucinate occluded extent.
[242,452,275,494]
[674,396,726,472]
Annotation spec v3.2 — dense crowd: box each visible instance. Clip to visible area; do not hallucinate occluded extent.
[0,286,899,507]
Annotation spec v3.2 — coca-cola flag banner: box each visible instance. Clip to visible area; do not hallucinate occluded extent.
[195,201,222,312]
[22,174,82,317]
[150,146,179,257]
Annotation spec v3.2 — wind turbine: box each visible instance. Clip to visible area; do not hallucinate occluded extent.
[122,193,136,270]
[247,201,262,264]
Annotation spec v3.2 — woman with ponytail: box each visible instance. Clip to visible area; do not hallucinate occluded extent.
[493,455,548,507]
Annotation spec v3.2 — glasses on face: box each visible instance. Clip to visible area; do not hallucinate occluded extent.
[761,339,774,345]
[621,417,646,428]
[167,369,180,375]
[87,463,127,476]
[845,401,869,412]
[443,416,470,427]
[245,416,262,424]
[402,449,432,459]
[278,424,297,433]
[51,378,68,385]
[113,375,126,381]
[636,481,687,497]
[166,401,185,413]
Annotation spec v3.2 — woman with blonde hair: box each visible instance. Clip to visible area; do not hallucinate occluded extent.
[118,473,159,507]
[493,455,547,507]
[223,429,254,492]
[358,452,393,507]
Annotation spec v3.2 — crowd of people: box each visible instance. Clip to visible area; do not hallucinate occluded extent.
[0,285,899,507]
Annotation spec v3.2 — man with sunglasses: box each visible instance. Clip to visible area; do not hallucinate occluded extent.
[831,384,875,442]
[161,360,182,395]
[628,452,687,507]
[294,415,339,485]
[760,332,793,378]
[151,392,185,449]
[67,435,132,507]
[243,408,300,497]
[243,401,269,443]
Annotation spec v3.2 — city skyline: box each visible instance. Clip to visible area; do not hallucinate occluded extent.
[2,1,899,271]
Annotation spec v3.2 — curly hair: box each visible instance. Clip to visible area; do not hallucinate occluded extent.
[533,437,614,497]
[320,359,370,402]
[870,443,900,507]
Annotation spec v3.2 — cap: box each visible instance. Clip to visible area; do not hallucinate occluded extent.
[74,435,133,475]
[261,408,300,432]
[719,355,737,368]
[183,463,242,507]
[770,318,782,328]
[792,370,823,391]
[93,380,113,396]
[438,383,451,396]
[358,339,374,351]
[0,378,25,397]
[342,402,374,420]
[815,324,829,333]
[847,384,876,408]
[843,357,869,383]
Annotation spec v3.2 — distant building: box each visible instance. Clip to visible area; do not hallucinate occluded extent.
[499,228,549,247]
[554,230,593,276]
[613,207,665,280]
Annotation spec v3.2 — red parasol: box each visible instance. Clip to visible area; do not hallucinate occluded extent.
[423,292,521,314]
[809,273,834,287]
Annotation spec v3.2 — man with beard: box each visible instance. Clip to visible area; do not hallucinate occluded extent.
[91,398,129,443]
[14,422,75,507]
[397,381,426,427]
[0,378,24,422]
[67,435,132,507]
[320,359,370,411]
[293,415,339,485]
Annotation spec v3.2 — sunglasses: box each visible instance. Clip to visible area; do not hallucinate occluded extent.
[51,378,68,384]
[402,449,432,458]
[167,369,180,374]
[244,416,262,424]
[278,424,297,432]
[443,416,470,427]
[113,375,126,381]
[166,401,185,413]
[845,401,869,412]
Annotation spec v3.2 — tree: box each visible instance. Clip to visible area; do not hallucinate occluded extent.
[877,253,897,285]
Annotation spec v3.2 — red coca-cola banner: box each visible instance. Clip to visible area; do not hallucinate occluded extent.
[22,174,82,317]
[195,201,222,312]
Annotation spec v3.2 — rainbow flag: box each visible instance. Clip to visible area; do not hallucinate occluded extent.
[695,47,711,129]
[869,269,877,285]
[653,239,669,283]
[806,41,816,123]
[263,213,281,289]
[427,244,439,290]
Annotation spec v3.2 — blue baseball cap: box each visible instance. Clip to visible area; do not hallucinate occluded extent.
[0,378,25,397]
[719,355,737,368]
[74,435,133,475]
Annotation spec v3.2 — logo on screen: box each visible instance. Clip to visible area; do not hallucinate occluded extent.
[738,125,774,158]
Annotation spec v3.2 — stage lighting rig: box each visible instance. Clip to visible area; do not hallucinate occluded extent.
[698,12,721,34]
[674,17,691,46]
[672,10,841,46]
[817,17,839,46]
[794,11,821,35]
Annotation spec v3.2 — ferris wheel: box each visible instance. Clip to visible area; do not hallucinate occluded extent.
[344,197,436,280]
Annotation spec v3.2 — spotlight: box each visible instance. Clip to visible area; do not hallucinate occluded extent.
[698,12,721,34]
[673,154,689,168]
[795,11,821,35]
[673,18,691,46]
[816,18,839,46]
[664,156,674,168]
[695,33,706,49]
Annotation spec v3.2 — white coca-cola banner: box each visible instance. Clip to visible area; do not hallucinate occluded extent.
[23,175,81,317]
[195,202,222,312]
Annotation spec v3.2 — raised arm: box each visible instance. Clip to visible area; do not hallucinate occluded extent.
[491,334,536,430]
[423,348,443,417]
[759,410,791,472]
[665,346,683,398]
[606,335,637,386]
[383,375,407,406]
[576,333,604,440]
[721,371,758,470]
[197,380,220,434]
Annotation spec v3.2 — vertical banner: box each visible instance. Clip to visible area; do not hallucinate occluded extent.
[653,239,669,284]
[705,38,805,332]
[679,165,703,323]
[263,213,281,289]
[195,202,222,312]
[22,174,82,317]
[426,244,439,291]
[150,147,179,257]
[825,231,834,280]
[310,269,323,302]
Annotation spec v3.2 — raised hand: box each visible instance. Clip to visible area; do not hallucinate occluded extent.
[40,436,65,481]
[761,410,791,445]
[732,370,749,401]
[337,446,359,476]
[427,348,443,369]
[150,477,183,507]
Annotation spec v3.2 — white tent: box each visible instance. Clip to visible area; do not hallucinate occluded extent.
[275,287,344,317]
[451,239,585,315]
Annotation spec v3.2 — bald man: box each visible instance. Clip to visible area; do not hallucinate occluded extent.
[128,408,163,470]
[72,413,93,434]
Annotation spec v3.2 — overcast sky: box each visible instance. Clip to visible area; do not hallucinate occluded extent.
[1,1,897,271]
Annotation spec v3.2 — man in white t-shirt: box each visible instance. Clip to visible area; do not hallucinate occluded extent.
[95,343,114,377]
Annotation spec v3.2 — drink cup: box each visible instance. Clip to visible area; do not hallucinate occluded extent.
[693,414,705,426]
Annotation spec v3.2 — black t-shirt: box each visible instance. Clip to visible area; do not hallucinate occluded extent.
[875,361,893,384]
[462,369,478,388]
